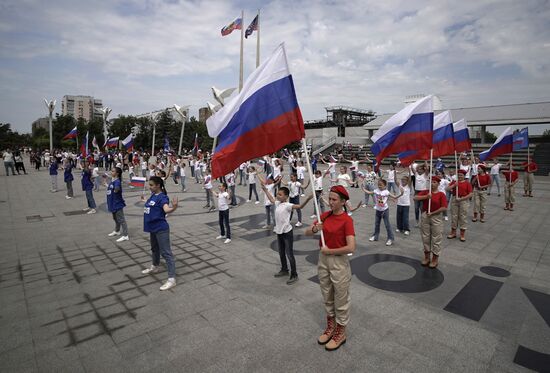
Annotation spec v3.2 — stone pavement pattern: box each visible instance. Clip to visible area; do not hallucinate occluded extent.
[1,159,550,372]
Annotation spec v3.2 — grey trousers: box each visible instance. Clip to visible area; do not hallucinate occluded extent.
[66,181,74,197]
[112,209,128,236]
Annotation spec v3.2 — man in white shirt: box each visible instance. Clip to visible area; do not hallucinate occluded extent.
[2,149,16,176]
[413,163,429,227]
[488,160,502,196]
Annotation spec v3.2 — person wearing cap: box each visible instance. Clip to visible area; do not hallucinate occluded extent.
[413,175,448,268]
[446,169,473,242]
[501,165,519,211]
[471,165,491,222]
[306,185,356,351]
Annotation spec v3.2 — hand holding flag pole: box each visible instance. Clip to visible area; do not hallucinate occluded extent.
[302,138,326,248]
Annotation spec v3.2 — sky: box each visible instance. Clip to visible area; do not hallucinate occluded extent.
[1,0,550,134]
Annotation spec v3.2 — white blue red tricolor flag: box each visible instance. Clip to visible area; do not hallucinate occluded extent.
[80,131,89,158]
[221,17,242,36]
[371,95,434,165]
[479,126,513,162]
[130,176,146,188]
[92,136,100,151]
[452,118,471,153]
[206,43,305,179]
[512,127,529,151]
[63,127,77,140]
[245,15,258,38]
[105,137,119,148]
[121,134,133,151]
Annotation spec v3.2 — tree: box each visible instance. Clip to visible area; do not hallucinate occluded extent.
[485,131,497,143]
[0,123,31,150]
[542,129,550,139]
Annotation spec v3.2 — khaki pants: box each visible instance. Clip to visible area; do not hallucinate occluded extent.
[421,212,443,256]
[318,252,351,326]
[505,183,515,204]
[473,190,487,214]
[524,173,534,193]
[451,199,469,230]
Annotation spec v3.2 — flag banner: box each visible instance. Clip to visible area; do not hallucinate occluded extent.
[63,127,78,140]
[398,150,419,167]
[92,136,100,151]
[453,118,471,153]
[370,95,434,165]
[105,137,119,148]
[80,131,89,158]
[121,134,134,150]
[163,135,171,152]
[130,176,146,188]
[245,15,258,38]
[479,126,513,162]
[206,43,305,179]
[512,127,529,151]
[221,18,242,36]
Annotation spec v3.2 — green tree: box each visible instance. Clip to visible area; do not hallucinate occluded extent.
[0,123,31,149]
[485,131,497,143]
[542,129,550,139]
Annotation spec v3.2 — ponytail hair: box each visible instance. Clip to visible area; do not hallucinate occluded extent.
[149,176,168,196]
[114,166,123,181]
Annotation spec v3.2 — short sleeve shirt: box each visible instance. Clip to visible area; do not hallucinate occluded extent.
[107,179,126,212]
[315,211,355,249]
[397,185,410,206]
[264,184,275,206]
[274,201,293,234]
[449,180,473,197]
[373,189,390,211]
[421,191,448,213]
[336,174,351,187]
[143,193,169,232]
[218,192,229,211]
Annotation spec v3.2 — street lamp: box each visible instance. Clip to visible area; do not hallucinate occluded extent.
[44,98,56,153]
[209,86,235,155]
[173,104,190,156]
[98,107,112,145]
[150,112,159,157]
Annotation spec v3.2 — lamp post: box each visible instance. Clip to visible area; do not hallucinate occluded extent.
[44,99,56,153]
[150,112,159,157]
[99,107,112,145]
[209,86,236,155]
[173,104,190,156]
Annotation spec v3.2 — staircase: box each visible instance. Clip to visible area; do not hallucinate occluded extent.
[533,144,550,176]
[312,136,337,156]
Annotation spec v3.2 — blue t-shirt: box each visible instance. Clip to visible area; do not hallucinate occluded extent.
[106,178,126,212]
[81,169,93,191]
[143,193,170,232]
[49,162,58,175]
[64,165,74,182]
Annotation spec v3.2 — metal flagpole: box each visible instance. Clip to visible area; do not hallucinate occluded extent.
[239,10,244,92]
[256,9,260,68]
[302,138,326,248]
[428,149,433,213]
[454,151,458,198]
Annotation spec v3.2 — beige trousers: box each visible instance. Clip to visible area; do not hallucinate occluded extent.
[505,183,515,204]
[318,252,351,326]
[524,173,534,193]
[451,199,470,230]
[421,212,443,256]
[473,190,487,214]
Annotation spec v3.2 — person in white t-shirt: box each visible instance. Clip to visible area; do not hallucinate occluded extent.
[203,168,215,211]
[213,183,232,244]
[310,170,326,218]
[226,171,237,205]
[488,159,502,196]
[413,163,429,227]
[365,179,402,245]
[295,161,307,196]
[238,161,249,185]
[245,166,260,203]
[436,170,451,221]
[260,181,313,284]
[332,166,352,188]
[396,175,412,235]
[281,173,310,227]
[260,176,277,228]
[342,155,360,188]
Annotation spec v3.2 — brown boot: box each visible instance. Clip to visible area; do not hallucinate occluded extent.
[480,213,485,223]
[421,251,431,266]
[504,204,509,210]
[460,229,466,242]
[509,204,514,211]
[472,212,478,222]
[429,254,439,268]
[325,323,346,351]
[447,228,457,239]
[318,316,336,345]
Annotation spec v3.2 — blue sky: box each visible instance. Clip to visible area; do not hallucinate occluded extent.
[1,0,550,134]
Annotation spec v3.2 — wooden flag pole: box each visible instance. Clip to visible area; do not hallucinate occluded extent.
[454,151,458,198]
[471,148,480,188]
[302,138,326,248]
[428,148,433,213]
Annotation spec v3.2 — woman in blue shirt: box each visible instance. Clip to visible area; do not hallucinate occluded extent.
[141,176,179,291]
[49,158,58,192]
[81,161,97,214]
[107,167,129,242]
[64,158,74,199]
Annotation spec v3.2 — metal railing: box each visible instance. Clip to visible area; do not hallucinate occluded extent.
[312,136,337,156]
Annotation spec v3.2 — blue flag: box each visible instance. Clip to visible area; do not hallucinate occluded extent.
[512,127,529,151]
[163,135,171,152]
[245,15,258,38]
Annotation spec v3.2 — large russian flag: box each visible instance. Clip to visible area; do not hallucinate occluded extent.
[206,43,304,179]
[80,131,89,158]
[453,119,471,153]
[63,127,77,140]
[371,95,434,165]
[479,126,513,162]
[105,137,119,148]
[121,134,133,151]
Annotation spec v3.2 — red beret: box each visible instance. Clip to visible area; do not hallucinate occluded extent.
[330,185,350,200]
[477,164,487,171]
[457,169,467,175]
[431,175,441,183]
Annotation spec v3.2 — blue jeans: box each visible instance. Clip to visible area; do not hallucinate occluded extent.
[289,196,302,223]
[388,182,398,194]
[313,190,325,215]
[265,205,275,225]
[180,176,186,191]
[277,230,296,276]
[150,229,175,278]
[229,185,237,205]
[490,174,500,194]
[373,209,394,240]
[396,205,410,232]
[218,210,231,239]
[414,192,425,222]
[249,184,259,201]
[364,184,375,205]
[85,189,96,209]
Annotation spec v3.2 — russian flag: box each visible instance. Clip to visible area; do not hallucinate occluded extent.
[479,126,513,162]
[206,43,305,179]
[80,131,89,158]
[398,150,419,167]
[453,119,471,153]
[130,176,146,188]
[512,127,529,151]
[121,134,133,151]
[371,95,434,165]
[63,127,77,140]
[105,137,119,148]
[221,18,242,36]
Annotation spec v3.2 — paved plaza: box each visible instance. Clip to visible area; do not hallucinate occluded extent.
[1,160,550,372]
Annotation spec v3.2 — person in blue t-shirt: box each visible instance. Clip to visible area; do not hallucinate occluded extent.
[107,167,129,242]
[63,158,74,199]
[140,176,179,291]
[81,161,97,214]
[49,158,58,192]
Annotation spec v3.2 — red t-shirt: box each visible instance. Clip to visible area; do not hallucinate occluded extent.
[475,174,491,189]
[522,162,538,173]
[502,170,519,182]
[315,211,355,249]
[449,180,473,198]
[421,191,447,213]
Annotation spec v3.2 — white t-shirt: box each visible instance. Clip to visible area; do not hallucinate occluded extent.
[296,166,306,179]
[149,169,156,178]
[204,175,212,189]
[248,171,256,184]
[439,178,450,193]
[328,162,336,174]
[226,173,235,186]
[336,173,351,187]
[460,164,471,179]
[288,181,302,198]
[92,167,99,178]
[141,161,147,171]
[387,169,396,182]
[350,161,359,171]
[273,165,282,179]
[264,184,275,206]
[414,173,428,191]
[239,162,248,170]
[373,189,390,211]
[471,163,480,176]
[218,192,229,211]
[274,201,293,234]
[490,163,501,175]
[397,185,410,206]
[314,176,323,191]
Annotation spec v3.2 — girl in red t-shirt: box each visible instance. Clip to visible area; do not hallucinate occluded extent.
[306,185,355,351]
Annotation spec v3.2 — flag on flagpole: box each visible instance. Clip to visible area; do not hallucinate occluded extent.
[80,131,89,158]
[163,134,171,152]
[121,134,134,150]
[479,127,513,162]
[105,137,119,148]
[130,176,146,188]
[206,43,305,179]
[192,133,199,155]
[92,136,100,151]
[371,95,434,165]
[512,127,529,151]
[245,15,258,38]
[63,127,78,140]
[221,17,242,36]
[452,119,471,153]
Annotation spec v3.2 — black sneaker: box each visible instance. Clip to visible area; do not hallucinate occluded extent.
[286,275,298,285]
[274,270,289,278]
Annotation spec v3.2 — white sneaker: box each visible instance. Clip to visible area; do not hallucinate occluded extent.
[216,235,226,240]
[261,225,270,229]
[362,204,367,208]
[108,231,121,237]
[87,209,96,214]
[254,201,260,204]
[415,221,419,227]
[386,239,393,246]
[369,236,376,242]
[83,207,90,211]
[300,194,305,197]
[224,238,231,244]
[404,231,410,236]
[347,212,353,216]
[142,265,158,274]
[116,235,129,242]
[246,199,251,202]
[65,196,72,199]
[295,222,303,227]
[160,278,176,291]
[444,216,449,221]
[310,215,316,219]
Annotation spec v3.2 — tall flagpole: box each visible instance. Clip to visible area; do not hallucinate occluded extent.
[428,149,433,213]
[302,138,326,248]
[256,9,260,68]
[454,151,458,198]
[239,10,244,91]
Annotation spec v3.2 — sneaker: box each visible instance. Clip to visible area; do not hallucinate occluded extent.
[141,265,159,275]
[287,275,298,285]
[87,209,97,214]
[404,231,410,236]
[369,236,376,242]
[65,196,72,199]
[224,238,231,244]
[310,215,317,219]
[415,221,419,227]
[300,194,305,197]
[274,270,289,278]
[83,207,90,211]
[362,204,367,208]
[246,199,251,202]
[216,235,226,240]
[254,201,260,204]
[295,222,303,227]
[395,229,400,233]
[386,239,393,246]
[347,212,353,216]
[108,231,121,237]
[444,216,449,221]
[116,235,129,242]
[160,278,176,291]
[261,225,270,229]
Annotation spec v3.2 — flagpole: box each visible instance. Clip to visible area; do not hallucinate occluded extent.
[302,138,326,248]
[454,151,458,198]
[428,148,433,213]
[471,148,480,188]
[239,10,244,92]
[256,9,260,68]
